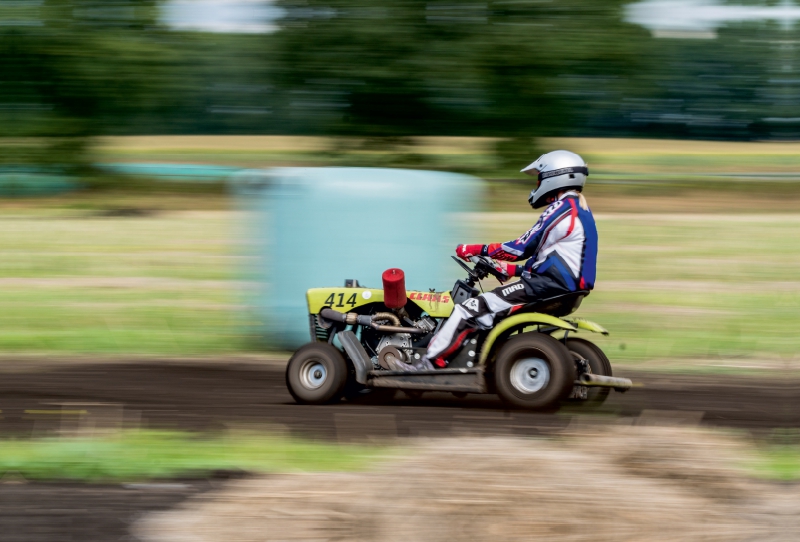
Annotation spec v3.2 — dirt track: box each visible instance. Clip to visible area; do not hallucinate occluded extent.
[0,361,795,439]
[0,481,212,542]
[0,360,797,541]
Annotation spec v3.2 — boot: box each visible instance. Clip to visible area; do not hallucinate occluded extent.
[385,356,433,372]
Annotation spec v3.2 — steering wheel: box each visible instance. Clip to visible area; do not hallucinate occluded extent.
[470,256,510,282]
[451,255,479,280]
[451,255,508,282]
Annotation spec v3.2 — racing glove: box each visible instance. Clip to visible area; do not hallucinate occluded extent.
[491,260,519,283]
[455,244,484,261]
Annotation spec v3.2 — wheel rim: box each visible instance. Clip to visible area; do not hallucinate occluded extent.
[299,359,328,390]
[509,357,550,394]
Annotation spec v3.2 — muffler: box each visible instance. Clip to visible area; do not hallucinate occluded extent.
[578,373,633,392]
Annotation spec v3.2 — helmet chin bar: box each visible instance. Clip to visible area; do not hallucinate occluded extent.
[529,186,582,209]
[528,192,556,209]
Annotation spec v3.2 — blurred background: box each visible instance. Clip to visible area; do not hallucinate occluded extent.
[2,0,800,366]
[1,2,800,540]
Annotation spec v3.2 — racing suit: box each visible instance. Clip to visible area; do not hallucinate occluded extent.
[424,190,598,367]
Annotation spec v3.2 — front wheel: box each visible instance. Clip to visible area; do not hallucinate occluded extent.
[286,343,348,405]
[494,332,576,410]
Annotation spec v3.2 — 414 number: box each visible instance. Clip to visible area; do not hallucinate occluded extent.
[324,293,357,308]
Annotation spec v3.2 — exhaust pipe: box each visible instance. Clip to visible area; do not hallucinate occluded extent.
[578,373,633,392]
[319,308,426,335]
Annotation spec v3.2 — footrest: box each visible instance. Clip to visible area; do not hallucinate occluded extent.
[368,367,486,393]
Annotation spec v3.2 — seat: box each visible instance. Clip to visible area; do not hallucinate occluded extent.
[516,290,590,318]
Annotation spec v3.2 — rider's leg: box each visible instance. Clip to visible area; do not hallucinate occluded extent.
[423,304,478,367]
[383,354,434,372]
[425,282,530,366]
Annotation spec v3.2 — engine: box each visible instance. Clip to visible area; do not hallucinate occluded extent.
[318,305,437,370]
[321,267,439,370]
[373,315,436,369]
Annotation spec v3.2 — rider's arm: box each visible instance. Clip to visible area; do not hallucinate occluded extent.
[455,245,521,277]
[455,199,573,276]
[484,199,574,264]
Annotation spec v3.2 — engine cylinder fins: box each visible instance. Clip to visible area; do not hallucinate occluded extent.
[316,314,333,330]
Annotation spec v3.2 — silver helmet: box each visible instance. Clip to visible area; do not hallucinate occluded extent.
[521,150,589,209]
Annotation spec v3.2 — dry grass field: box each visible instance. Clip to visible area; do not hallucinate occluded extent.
[93,134,800,212]
[96,134,800,177]
[3,135,799,370]
[1,201,798,371]
[135,426,800,542]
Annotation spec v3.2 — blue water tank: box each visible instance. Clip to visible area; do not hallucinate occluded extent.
[231,167,486,349]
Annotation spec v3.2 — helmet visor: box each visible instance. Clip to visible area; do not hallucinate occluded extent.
[521,159,541,176]
[527,169,541,207]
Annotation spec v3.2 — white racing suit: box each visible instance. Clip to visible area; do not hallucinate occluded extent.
[424,191,598,368]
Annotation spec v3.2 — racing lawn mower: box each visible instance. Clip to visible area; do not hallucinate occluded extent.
[286,256,632,410]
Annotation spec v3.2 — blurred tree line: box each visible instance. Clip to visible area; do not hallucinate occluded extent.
[2,0,799,172]
[1,0,165,170]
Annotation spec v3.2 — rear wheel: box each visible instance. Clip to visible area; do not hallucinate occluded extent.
[494,332,575,410]
[566,338,612,406]
[286,343,348,404]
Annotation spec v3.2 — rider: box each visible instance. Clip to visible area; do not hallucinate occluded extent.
[419,149,598,369]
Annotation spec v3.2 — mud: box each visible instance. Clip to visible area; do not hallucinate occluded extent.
[0,361,795,439]
[0,481,210,542]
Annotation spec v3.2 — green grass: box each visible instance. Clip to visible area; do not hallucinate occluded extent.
[0,289,246,353]
[2,207,800,367]
[0,209,252,354]
[0,212,237,280]
[6,135,800,368]
[749,446,800,481]
[479,212,800,369]
[0,430,380,482]
[2,427,796,483]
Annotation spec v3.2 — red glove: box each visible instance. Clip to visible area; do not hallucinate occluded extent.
[491,260,518,283]
[455,244,484,261]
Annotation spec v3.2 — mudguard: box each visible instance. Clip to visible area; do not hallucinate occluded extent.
[565,317,609,335]
[478,313,577,365]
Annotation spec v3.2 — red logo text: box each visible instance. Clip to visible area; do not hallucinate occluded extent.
[409,292,451,303]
